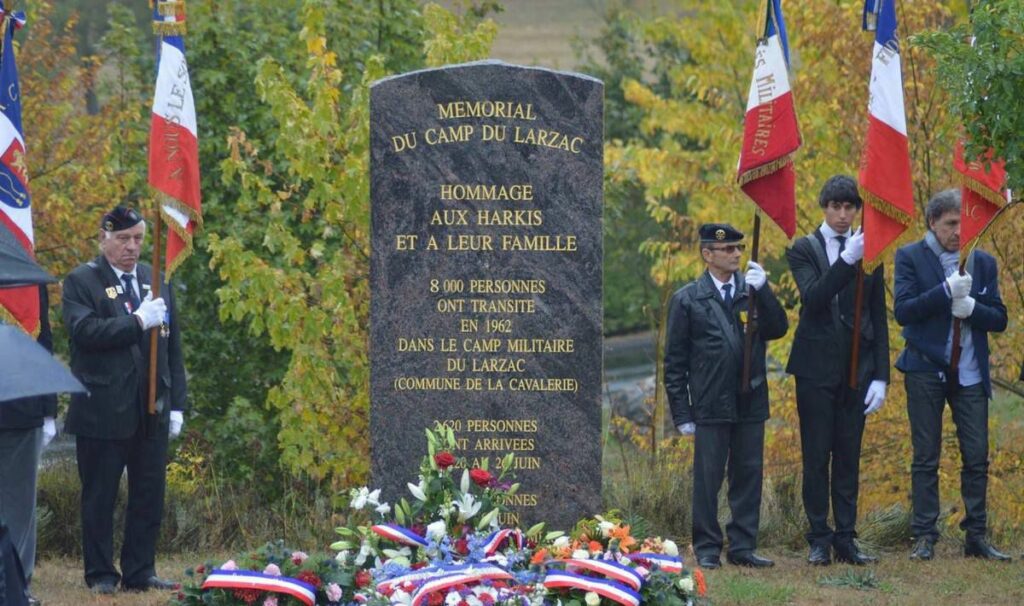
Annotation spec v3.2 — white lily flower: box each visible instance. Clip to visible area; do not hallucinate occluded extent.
[572,549,590,560]
[375,501,392,515]
[350,486,370,510]
[366,488,382,506]
[455,492,482,521]
[598,520,615,538]
[553,536,570,549]
[354,541,372,566]
[407,481,427,502]
[460,469,470,494]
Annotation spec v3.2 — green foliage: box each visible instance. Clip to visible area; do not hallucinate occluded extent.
[716,576,796,605]
[817,569,883,591]
[207,1,496,495]
[913,0,1024,191]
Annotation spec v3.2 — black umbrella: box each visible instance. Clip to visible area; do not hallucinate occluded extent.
[0,324,85,402]
[0,220,55,287]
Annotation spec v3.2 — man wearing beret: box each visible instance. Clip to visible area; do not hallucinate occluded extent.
[664,223,788,569]
[894,189,1009,562]
[785,175,887,567]
[61,206,187,593]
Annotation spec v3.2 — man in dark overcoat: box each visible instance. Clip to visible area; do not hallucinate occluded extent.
[785,175,888,566]
[61,206,187,592]
[894,189,1009,562]
[664,223,788,569]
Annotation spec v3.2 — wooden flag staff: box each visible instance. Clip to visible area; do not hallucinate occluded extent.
[741,213,762,395]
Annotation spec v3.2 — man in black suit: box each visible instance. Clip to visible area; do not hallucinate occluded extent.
[665,223,789,569]
[0,286,57,606]
[894,189,1009,562]
[785,176,888,566]
[61,206,187,593]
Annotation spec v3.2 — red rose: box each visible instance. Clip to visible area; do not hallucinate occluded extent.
[296,569,322,589]
[428,592,444,606]
[454,537,469,555]
[469,468,493,487]
[434,451,456,469]
[355,569,372,589]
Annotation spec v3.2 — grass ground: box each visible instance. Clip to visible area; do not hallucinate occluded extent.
[33,545,1024,606]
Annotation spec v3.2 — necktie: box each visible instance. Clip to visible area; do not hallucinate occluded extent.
[836,235,847,254]
[122,274,141,311]
[722,283,733,307]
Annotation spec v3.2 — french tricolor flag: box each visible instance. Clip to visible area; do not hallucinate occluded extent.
[148,0,201,278]
[737,0,801,239]
[0,6,39,334]
[858,0,914,267]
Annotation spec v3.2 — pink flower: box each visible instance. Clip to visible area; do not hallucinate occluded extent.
[221,559,238,571]
[291,551,309,565]
[326,583,343,602]
[263,596,278,606]
[263,563,282,576]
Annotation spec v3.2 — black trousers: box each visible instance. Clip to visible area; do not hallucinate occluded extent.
[76,427,168,588]
[905,373,988,540]
[692,421,765,558]
[796,380,867,547]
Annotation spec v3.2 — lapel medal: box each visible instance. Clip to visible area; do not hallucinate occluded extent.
[739,310,748,327]
[115,284,124,294]
[105,287,117,299]
[160,323,170,338]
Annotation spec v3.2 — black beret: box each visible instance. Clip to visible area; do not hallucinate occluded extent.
[101,206,143,232]
[699,223,744,243]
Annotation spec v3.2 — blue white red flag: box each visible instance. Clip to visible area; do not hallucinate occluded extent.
[148,0,201,278]
[858,0,914,268]
[0,6,39,334]
[737,0,801,239]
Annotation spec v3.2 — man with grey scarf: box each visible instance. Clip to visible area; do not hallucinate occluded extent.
[893,188,1009,562]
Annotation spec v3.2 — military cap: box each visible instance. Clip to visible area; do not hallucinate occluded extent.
[699,223,744,243]
[101,206,143,232]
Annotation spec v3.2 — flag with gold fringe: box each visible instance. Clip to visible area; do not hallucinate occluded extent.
[148,0,201,278]
[953,140,1008,252]
[737,0,800,238]
[858,0,914,269]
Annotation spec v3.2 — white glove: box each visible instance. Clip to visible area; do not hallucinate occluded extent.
[134,293,167,330]
[42,417,57,446]
[840,229,865,264]
[952,295,976,319]
[863,381,886,415]
[744,261,767,291]
[169,410,184,438]
[945,272,972,299]
[676,422,696,436]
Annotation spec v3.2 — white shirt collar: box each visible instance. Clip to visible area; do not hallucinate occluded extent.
[709,272,736,295]
[820,221,852,241]
[111,265,137,282]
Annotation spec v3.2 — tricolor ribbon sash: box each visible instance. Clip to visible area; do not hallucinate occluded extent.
[409,567,514,606]
[483,528,525,555]
[562,558,644,591]
[371,524,429,547]
[627,552,683,574]
[200,570,316,606]
[543,570,641,606]
[377,562,511,595]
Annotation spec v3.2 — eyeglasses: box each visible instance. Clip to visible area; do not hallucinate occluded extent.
[707,244,746,253]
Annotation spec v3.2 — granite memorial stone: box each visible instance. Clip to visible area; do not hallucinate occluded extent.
[370,61,603,530]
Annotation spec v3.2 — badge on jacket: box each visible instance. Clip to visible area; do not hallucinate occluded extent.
[105,287,117,299]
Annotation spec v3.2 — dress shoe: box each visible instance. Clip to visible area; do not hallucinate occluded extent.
[90,581,118,595]
[964,537,1012,562]
[27,593,42,606]
[727,552,775,568]
[909,537,935,561]
[807,543,831,566]
[123,575,180,591]
[834,541,878,565]
[696,555,721,569]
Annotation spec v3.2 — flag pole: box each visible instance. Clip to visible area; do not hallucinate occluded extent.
[950,199,1019,384]
[147,203,162,420]
[741,212,761,395]
[848,265,865,391]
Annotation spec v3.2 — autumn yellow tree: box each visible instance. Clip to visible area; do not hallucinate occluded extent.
[606,0,1024,542]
